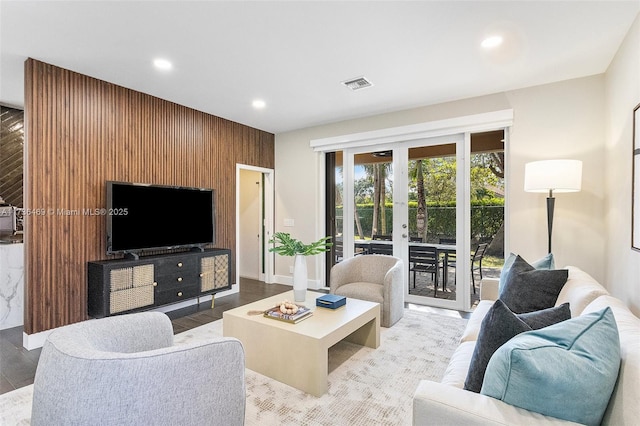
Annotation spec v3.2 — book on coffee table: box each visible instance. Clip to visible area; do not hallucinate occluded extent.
[263,305,313,324]
[316,294,346,309]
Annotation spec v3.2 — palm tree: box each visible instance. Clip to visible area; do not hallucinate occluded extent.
[413,159,427,241]
[368,162,392,238]
[337,167,365,239]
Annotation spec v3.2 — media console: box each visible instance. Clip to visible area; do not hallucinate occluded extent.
[88,248,231,318]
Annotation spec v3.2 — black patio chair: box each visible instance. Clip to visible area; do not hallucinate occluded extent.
[471,243,489,294]
[409,245,440,296]
[438,238,456,288]
[369,242,393,255]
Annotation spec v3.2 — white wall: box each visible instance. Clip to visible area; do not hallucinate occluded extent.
[275,75,608,291]
[604,13,640,315]
[505,77,606,277]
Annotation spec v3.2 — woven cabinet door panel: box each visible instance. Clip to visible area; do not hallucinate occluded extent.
[109,267,132,292]
[200,256,216,292]
[213,254,229,289]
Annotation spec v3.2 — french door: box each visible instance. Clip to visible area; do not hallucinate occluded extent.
[339,133,470,311]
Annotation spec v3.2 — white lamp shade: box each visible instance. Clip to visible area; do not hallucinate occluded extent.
[524,159,582,193]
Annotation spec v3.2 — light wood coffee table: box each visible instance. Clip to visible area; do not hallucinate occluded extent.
[223,290,380,396]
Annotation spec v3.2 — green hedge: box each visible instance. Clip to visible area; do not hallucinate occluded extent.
[338,199,503,243]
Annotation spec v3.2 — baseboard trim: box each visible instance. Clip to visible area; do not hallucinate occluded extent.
[271,275,323,290]
[23,329,52,351]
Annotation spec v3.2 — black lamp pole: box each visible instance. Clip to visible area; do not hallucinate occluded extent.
[546,189,555,254]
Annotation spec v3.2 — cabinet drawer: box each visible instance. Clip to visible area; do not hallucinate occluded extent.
[155,256,197,275]
[155,285,199,305]
[156,272,198,290]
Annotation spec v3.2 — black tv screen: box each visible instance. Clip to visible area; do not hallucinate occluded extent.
[106,181,215,254]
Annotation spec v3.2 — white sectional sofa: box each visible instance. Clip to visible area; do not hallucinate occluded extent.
[413,266,640,425]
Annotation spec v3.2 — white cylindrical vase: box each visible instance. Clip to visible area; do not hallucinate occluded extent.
[292,254,307,302]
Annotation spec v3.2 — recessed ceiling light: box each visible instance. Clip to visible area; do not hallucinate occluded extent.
[481,36,503,49]
[252,99,266,109]
[153,58,172,70]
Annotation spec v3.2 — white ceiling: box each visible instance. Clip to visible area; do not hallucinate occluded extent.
[1,1,638,134]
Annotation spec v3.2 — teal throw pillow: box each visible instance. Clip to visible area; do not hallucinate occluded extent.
[499,255,567,314]
[499,252,555,294]
[481,307,621,426]
[463,299,570,393]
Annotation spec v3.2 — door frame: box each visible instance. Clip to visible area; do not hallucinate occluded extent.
[236,164,275,287]
[394,134,468,311]
[340,134,468,311]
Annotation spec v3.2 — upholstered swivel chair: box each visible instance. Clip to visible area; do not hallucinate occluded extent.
[31,312,245,426]
[330,254,404,327]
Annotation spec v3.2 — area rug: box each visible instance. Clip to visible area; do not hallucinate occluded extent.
[0,309,466,426]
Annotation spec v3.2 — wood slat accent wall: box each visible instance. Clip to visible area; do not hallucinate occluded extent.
[24,59,274,334]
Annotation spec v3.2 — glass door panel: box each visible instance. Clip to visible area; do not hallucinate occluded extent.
[469,131,506,308]
[333,152,344,264]
[353,150,394,256]
[405,142,459,305]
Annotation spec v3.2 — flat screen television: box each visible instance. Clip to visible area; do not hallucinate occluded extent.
[106,181,215,255]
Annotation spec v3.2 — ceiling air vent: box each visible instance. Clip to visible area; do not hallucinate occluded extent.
[341,76,373,91]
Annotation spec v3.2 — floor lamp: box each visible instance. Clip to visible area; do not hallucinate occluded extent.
[524,159,582,253]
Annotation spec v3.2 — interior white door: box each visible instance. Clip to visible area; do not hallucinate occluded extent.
[239,169,261,279]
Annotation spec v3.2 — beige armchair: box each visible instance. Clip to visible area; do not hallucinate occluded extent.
[330,254,404,327]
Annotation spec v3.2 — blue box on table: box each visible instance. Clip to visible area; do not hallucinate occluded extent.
[316,294,346,309]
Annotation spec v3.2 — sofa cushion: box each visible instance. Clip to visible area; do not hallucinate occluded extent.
[463,300,570,393]
[459,300,493,343]
[517,302,571,329]
[481,307,621,426]
[555,266,609,317]
[499,252,555,294]
[500,255,568,313]
[582,296,640,425]
[463,300,530,393]
[440,341,476,389]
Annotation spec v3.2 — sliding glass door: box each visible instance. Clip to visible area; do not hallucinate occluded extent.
[394,136,466,310]
[402,139,462,307]
[326,130,506,311]
[327,135,465,310]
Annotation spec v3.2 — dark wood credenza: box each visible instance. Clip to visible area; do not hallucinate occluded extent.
[88,248,231,318]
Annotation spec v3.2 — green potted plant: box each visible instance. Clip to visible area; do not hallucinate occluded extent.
[269,232,332,301]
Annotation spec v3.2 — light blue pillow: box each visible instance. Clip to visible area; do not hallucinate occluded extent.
[499,252,555,294]
[480,307,621,426]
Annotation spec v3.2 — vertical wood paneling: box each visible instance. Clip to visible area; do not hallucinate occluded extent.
[24,59,274,334]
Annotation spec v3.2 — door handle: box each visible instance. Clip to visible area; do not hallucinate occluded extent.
[402,234,408,238]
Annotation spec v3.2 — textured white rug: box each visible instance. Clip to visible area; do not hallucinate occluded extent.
[0,309,466,426]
